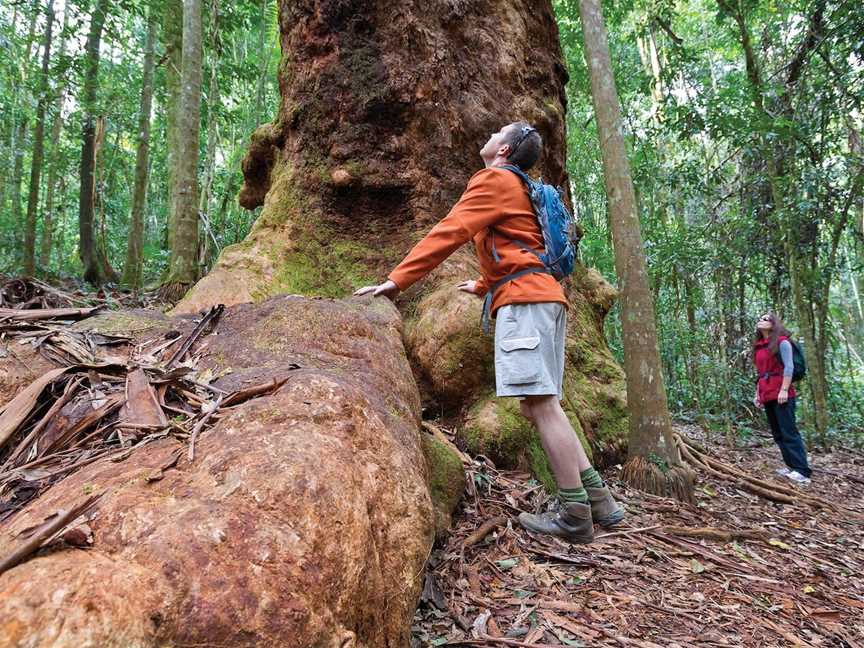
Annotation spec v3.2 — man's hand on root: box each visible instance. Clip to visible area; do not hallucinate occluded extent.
[457,280,478,295]
[354,279,399,299]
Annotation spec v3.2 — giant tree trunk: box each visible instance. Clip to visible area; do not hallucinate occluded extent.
[78,0,108,285]
[161,0,201,298]
[121,8,158,289]
[23,0,55,277]
[176,0,629,473]
[578,0,693,500]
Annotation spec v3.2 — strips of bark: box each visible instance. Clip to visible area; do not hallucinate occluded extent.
[164,304,224,368]
[118,369,168,430]
[0,306,101,322]
[0,367,71,448]
[0,493,102,576]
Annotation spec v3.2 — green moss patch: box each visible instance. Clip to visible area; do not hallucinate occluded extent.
[421,432,466,535]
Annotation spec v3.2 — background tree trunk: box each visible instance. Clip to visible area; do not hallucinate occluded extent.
[23,0,55,276]
[175,0,629,475]
[198,0,220,273]
[121,8,158,289]
[161,0,202,298]
[8,1,39,260]
[78,0,109,285]
[39,2,70,269]
[162,0,183,253]
[578,0,692,500]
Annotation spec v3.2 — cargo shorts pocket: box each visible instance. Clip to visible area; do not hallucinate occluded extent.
[497,335,541,385]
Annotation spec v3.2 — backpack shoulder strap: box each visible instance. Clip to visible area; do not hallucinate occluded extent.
[500,164,532,185]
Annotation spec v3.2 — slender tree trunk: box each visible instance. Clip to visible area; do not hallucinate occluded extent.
[161,0,202,299]
[9,3,40,260]
[23,0,56,276]
[163,0,183,253]
[40,3,70,269]
[121,9,158,289]
[199,0,220,273]
[578,0,692,501]
[78,0,109,285]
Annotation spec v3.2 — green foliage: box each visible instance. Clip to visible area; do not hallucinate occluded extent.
[554,0,864,445]
[0,0,278,283]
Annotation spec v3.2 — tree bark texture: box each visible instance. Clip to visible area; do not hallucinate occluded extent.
[176,0,629,468]
[7,0,40,257]
[162,0,202,295]
[577,0,690,499]
[77,0,108,285]
[23,0,55,276]
[162,0,183,253]
[121,8,158,289]
[39,2,69,268]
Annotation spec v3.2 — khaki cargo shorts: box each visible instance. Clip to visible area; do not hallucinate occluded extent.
[494,302,566,399]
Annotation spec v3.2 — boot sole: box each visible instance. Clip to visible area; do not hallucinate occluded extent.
[594,508,625,528]
[518,514,594,544]
[523,528,594,544]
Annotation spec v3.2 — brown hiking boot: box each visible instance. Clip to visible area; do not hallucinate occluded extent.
[586,486,625,528]
[517,501,594,544]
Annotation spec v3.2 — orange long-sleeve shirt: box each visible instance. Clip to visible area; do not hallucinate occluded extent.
[388,166,566,315]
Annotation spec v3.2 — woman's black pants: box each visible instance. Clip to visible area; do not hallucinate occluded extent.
[764,397,811,477]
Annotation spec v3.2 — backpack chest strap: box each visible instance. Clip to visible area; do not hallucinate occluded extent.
[489,227,543,263]
[480,267,553,334]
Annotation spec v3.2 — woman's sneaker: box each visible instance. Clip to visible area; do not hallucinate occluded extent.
[775,467,791,477]
[785,470,811,485]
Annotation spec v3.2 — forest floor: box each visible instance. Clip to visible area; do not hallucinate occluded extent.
[412,424,864,648]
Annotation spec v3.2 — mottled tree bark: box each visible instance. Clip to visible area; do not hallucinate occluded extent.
[23,0,55,276]
[78,0,108,285]
[578,0,692,500]
[121,8,158,289]
[161,0,202,298]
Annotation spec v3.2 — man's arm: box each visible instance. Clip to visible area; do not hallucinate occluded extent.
[355,169,504,298]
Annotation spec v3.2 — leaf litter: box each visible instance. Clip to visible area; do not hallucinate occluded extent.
[412,424,864,647]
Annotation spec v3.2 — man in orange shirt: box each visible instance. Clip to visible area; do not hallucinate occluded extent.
[355,122,624,543]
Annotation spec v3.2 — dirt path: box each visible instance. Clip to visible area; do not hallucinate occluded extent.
[413,424,864,647]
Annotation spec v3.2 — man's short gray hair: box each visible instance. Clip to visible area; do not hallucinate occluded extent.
[504,122,542,171]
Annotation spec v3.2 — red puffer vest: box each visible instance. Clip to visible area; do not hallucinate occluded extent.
[754,335,796,404]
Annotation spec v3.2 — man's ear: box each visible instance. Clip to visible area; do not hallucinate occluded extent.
[497,143,510,158]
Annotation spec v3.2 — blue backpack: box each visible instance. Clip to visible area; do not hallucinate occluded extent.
[481,165,578,332]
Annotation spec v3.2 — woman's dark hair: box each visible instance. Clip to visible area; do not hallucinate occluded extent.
[753,312,791,355]
[504,122,542,171]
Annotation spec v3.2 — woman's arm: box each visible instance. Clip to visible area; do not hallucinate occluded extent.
[778,340,793,403]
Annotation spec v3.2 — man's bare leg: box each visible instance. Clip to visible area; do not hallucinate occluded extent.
[518,395,625,539]
[523,395,591,489]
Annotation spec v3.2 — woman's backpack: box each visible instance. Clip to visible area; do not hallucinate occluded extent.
[782,339,807,382]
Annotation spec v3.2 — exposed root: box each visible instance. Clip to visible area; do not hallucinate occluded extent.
[620,455,695,503]
[158,281,191,303]
[674,433,850,513]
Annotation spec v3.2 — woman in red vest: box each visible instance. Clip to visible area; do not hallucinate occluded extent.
[753,313,811,484]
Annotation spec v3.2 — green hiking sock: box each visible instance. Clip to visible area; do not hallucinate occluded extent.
[558,487,588,504]
[579,467,604,489]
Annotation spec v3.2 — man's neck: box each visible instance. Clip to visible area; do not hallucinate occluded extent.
[484,154,511,168]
